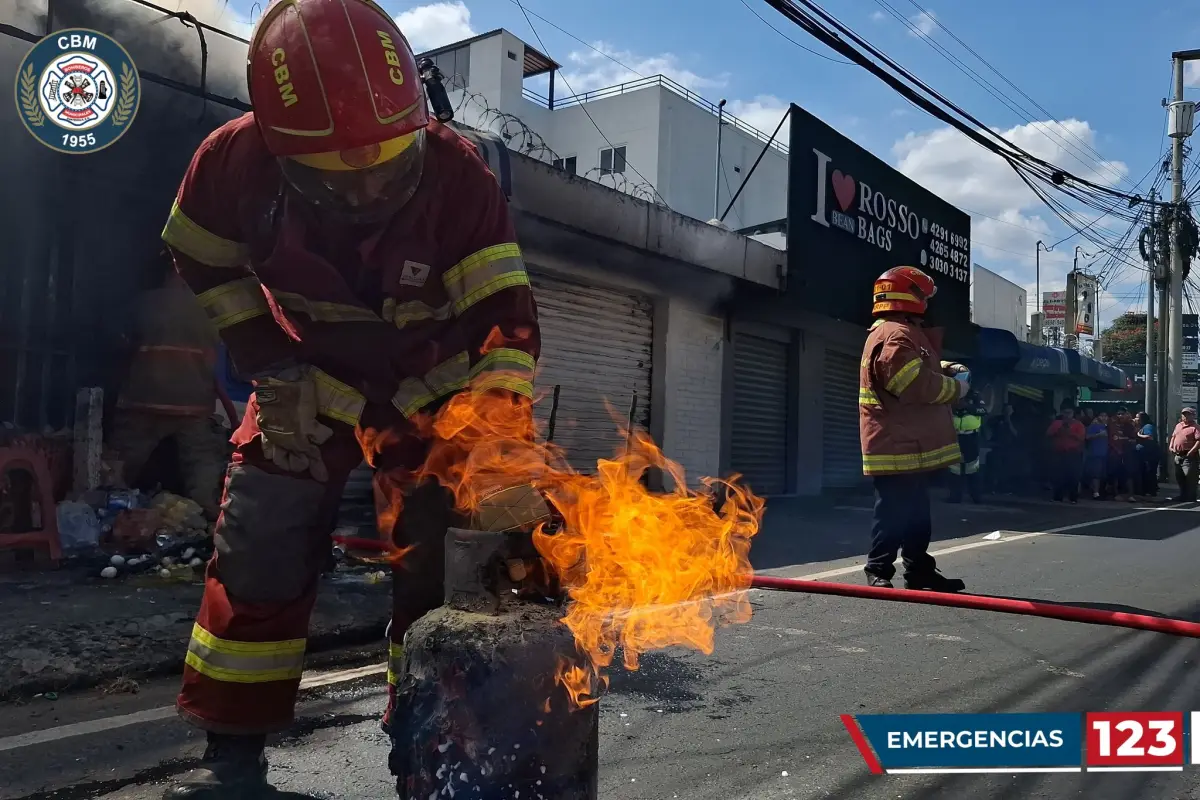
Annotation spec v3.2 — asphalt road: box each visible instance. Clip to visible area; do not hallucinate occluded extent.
[5,499,1200,800]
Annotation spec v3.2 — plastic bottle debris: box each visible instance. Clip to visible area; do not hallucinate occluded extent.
[106,489,142,511]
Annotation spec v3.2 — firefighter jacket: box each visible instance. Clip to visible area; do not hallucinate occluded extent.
[117,272,219,416]
[160,115,540,429]
[858,318,961,475]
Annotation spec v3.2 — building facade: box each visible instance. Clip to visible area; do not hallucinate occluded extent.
[420,29,789,233]
[971,265,1028,341]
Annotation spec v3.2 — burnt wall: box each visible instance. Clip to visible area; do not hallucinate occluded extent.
[0,0,250,429]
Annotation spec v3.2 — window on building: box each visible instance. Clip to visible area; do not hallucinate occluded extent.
[552,155,578,175]
[599,145,627,176]
[431,45,470,86]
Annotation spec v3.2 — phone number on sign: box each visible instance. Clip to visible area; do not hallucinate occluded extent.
[928,237,970,266]
[929,256,968,283]
[929,222,969,251]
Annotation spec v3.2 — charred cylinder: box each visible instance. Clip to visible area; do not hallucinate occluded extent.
[389,526,599,800]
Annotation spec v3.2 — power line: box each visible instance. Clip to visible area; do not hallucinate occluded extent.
[896,0,1135,192]
[759,0,1153,259]
[735,0,854,65]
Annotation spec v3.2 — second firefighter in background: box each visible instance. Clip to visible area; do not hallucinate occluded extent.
[859,266,969,592]
[157,0,540,796]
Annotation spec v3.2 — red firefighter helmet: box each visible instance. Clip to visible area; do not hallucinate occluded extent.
[872,266,937,317]
[247,0,430,218]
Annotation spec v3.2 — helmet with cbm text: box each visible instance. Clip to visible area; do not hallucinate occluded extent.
[872,266,937,317]
[247,0,430,219]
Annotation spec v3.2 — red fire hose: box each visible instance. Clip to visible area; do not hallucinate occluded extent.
[332,535,1200,639]
[750,575,1200,639]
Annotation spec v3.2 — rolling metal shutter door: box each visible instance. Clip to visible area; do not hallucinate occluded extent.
[531,274,653,473]
[730,334,789,496]
[822,350,864,488]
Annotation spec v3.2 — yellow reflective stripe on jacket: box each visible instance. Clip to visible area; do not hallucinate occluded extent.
[161,201,251,268]
[862,443,962,475]
[195,277,269,331]
[442,243,530,315]
[885,358,922,395]
[311,368,367,426]
[184,623,306,684]
[859,388,881,406]
[387,642,404,687]
[381,299,453,328]
[934,376,958,404]
[470,347,535,399]
[273,291,382,324]
[391,351,471,418]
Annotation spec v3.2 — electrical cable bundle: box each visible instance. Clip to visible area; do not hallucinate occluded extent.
[761,0,1159,262]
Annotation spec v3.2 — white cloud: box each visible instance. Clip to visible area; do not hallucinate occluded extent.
[394,1,476,53]
[560,41,727,94]
[728,95,790,134]
[893,119,1133,317]
[870,10,887,22]
[908,10,938,38]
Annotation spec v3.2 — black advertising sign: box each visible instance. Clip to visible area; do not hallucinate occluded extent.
[784,104,973,343]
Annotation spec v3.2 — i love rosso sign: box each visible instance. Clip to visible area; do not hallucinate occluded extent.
[784,104,973,345]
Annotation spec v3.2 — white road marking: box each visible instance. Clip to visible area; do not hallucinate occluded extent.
[0,663,389,753]
[775,503,1191,582]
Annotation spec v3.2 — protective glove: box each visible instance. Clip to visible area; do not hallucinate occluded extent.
[253,366,335,481]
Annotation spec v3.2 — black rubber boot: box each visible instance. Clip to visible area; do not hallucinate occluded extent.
[904,570,966,593]
[162,733,270,799]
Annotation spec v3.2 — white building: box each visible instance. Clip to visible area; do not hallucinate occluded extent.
[971,264,1028,340]
[420,29,788,234]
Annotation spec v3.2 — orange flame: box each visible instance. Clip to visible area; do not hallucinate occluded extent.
[414,376,764,708]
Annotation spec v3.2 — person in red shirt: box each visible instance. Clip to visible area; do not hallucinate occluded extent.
[1045,402,1086,503]
[1107,407,1136,501]
[1169,407,1200,502]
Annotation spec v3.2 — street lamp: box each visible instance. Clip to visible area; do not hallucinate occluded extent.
[1036,240,1052,312]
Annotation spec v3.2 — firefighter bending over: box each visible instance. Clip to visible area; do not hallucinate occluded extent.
[158,1,540,796]
[858,266,968,592]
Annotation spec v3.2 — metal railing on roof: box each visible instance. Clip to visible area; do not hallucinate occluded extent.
[521,86,550,106]
[521,74,789,155]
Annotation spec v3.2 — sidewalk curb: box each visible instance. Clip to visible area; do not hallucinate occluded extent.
[0,578,393,702]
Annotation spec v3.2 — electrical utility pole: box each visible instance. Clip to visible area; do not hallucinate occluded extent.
[1168,51,1199,424]
[1145,187,1158,427]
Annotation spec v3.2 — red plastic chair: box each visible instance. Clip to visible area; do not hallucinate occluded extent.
[0,442,62,565]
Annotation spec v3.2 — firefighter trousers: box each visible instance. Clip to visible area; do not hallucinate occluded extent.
[176,394,462,735]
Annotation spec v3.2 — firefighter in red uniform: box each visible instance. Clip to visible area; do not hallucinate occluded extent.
[158,1,540,796]
[858,266,968,592]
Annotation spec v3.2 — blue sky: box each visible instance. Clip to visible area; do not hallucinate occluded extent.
[218,0,1200,325]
